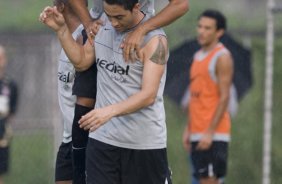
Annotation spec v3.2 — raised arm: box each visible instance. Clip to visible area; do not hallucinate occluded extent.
[122,0,189,61]
[68,0,92,28]
[68,0,103,44]
[39,6,95,71]
[79,35,168,132]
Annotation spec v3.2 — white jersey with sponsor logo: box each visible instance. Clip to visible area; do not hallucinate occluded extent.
[58,24,84,143]
[90,0,154,19]
[89,14,167,149]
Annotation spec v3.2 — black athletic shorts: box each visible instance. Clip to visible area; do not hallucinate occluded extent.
[72,63,97,99]
[191,141,228,179]
[86,138,172,184]
[0,147,9,175]
[0,119,6,139]
[55,142,73,181]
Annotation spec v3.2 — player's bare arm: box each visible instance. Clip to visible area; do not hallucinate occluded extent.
[182,124,191,151]
[69,0,92,28]
[68,0,103,45]
[39,6,96,71]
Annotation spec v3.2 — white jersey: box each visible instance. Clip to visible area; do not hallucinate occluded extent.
[57,24,84,143]
[89,14,167,149]
[90,0,155,19]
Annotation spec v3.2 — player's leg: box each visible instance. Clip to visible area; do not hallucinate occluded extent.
[191,141,228,184]
[86,138,121,184]
[71,63,97,184]
[210,142,228,184]
[199,177,218,184]
[72,100,93,184]
[121,148,172,184]
[55,142,73,184]
[190,142,215,184]
[0,146,9,184]
[188,154,200,184]
[0,176,3,184]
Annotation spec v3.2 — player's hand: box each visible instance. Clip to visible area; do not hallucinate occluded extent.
[79,106,114,132]
[196,131,213,150]
[182,128,191,152]
[85,19,103,46]
[39,6,66,32]
[120,25,146,62]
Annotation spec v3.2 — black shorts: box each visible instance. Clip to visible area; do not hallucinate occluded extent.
[72,63,97,99]
[191,141,228,179]
[0,120,5,139]
[0,147,9,175]
[86,138,172,184]
[55,142,73,181]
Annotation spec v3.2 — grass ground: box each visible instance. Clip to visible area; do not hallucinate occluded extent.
[4,131,54,184]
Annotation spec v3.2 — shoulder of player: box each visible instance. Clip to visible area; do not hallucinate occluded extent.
[216,49,233,70]
[217,47,232,62]
[141,35,168,57]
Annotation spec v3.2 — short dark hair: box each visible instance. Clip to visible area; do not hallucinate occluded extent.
[199,9,227,30]
[53,0,68,6]
[53,0,87,7]
[104,0,138,11]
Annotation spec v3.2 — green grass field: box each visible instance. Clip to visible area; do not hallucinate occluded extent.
[4,131,54,184]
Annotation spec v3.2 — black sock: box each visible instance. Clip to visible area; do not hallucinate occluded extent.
[72,104,92,184]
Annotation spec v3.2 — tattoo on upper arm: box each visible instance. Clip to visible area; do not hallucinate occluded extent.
[150,37,167,65]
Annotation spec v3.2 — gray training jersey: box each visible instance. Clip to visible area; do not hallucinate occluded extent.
[58,24,84,143]
[89,14,167,149]
[90,0,155,19]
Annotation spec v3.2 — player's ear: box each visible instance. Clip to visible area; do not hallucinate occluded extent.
[216,28,224,39]
[132,3,140,13]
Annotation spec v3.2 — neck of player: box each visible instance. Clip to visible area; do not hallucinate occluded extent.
[128,11,145,32]
[202,39,220,52]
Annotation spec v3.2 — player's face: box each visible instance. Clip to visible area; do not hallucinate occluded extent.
[197,17,223,47]
[104,3,137,32]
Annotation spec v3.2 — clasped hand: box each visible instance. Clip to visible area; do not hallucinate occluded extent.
[79,106,115,132]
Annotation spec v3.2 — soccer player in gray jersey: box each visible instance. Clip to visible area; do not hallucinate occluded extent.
[40,0,171,183]
[68,0,188,62]
[47,0,96,184]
